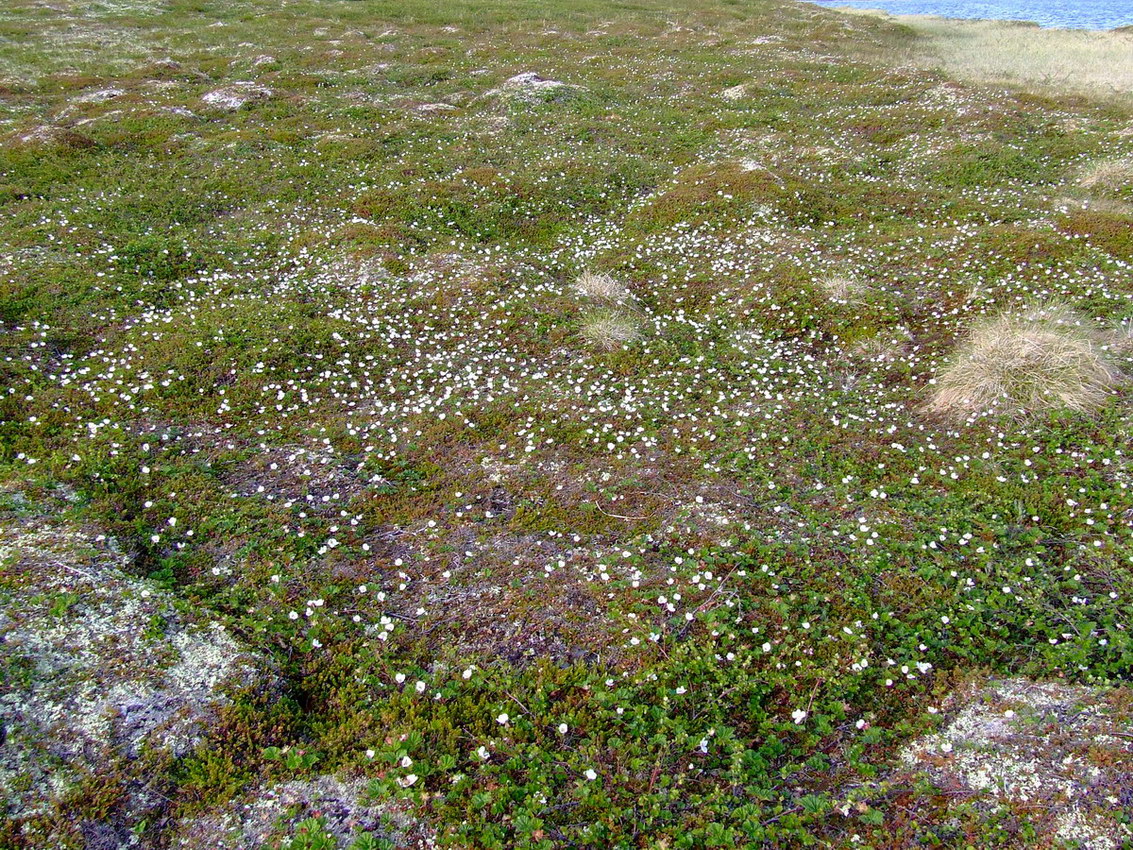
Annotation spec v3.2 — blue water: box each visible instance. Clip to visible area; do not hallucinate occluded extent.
[805,0,1133,30]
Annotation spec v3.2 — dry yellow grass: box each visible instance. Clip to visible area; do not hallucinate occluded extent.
[1077,157,1133,193]
[819,275,869,304]
[842,11,1133,103]
[1056,195,1133,216]
[575,271,633,303]
[580,311,641,350]
[926,302,1121,420]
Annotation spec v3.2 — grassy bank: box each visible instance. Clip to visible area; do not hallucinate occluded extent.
[840,10,1133,104]
[1,0,1132,846]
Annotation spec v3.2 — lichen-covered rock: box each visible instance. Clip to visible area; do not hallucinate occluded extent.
[0,514,262,843]
[4,125,97,150]
[74,87,126,104]
[201,82,273,111]
[898,678,1133,850]
[484,72,586,104]
[169,774,427,849]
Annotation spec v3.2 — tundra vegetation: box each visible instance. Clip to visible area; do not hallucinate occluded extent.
[1,0,1132,847]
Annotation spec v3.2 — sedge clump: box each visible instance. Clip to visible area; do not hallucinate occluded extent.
[926,301,1121,420]
[575,271,634,303]
[580,311,641,351]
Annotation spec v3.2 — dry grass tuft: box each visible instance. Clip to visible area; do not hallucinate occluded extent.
[580,311,641,351]
[1056,195,1133,216]
[575,271,633,303]
[925,302,1121,420]
[1077,157,1133,193]
[1108,322,1133,354]
[820,275,869,303]
[850,328,913,365]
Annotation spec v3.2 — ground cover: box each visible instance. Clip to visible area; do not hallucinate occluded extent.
[1,0,1132,846]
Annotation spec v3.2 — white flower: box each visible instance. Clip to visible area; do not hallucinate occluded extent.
[394,673,406,684]
[497,712,509,725]
[398,773,418,787]
[558,723,568,734]
[477,745,490,760]
[791,709,808,724]
[584,769,597,781]
[365,749,375,759]
[400,755,413,768]
[462,668,473,680]
[415,680,426,693]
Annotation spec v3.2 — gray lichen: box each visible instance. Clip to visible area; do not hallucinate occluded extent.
[0,516,261,840]
[169,774,424,849]
[898,678,1133,850]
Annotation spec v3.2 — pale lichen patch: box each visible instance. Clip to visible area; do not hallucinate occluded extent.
[200,82,273,111]
[897,678,1133,850]
[0,516,262,830]
[483,72,586,105]
[169,775,427,849]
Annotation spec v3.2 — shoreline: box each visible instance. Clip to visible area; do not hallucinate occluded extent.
[804,1,1133,33]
